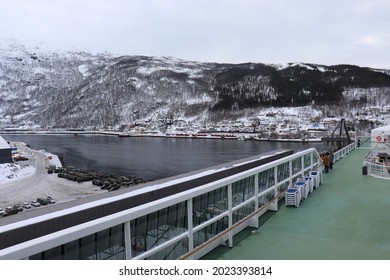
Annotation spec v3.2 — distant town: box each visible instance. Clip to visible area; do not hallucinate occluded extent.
[2,106,389,142]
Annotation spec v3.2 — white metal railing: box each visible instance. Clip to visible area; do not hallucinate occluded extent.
[365,161,390,179]
[176,148,323,260]
[134,148,323,260]
[332,141,356,163]
[330,136,390,180]
[358,133,390,180]
[0,148,323,260]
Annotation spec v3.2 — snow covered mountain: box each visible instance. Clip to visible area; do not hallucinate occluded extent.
[1,38,390,130]
[0,38,112,129]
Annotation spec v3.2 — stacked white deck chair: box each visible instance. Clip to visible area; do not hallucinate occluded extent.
[285,170,322,208]
[294,180,309,199]
[310,170,321,188]
[285,184,302,207]
[304,175,314,193]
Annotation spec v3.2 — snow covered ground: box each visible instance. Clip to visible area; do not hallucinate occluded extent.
[0,163,35,184]
[0,142,62,185]
[0,142,106,212]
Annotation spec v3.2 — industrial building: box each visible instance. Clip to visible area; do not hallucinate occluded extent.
[0,136,13,164]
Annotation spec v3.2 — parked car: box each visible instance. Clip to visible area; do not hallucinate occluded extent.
[31,200,40,207]
[13,204,23,212]
[0,208,4,216]
[22,202,32,209]
[37,197,48,205]
[3,206,18,216]
[46,196,55,204]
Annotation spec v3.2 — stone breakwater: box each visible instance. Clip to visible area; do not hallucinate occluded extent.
[54,167,151,192]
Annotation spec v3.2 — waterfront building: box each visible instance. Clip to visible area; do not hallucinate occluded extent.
[0,136,13,164]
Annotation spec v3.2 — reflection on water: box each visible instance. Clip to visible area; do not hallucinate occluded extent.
[3,134,329,180]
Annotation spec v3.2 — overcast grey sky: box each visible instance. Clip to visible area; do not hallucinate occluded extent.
[1,0,389,68]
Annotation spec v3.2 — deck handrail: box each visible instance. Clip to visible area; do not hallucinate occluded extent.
[332,141,356,163]
[363,160,390,180]
[178,189,287,260]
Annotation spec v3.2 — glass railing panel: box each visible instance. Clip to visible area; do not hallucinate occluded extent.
[232,201,255,225]
[130,201,188,257]
[232,175,255,207]
[258,168,275,193]
[145,237,189,260]
[192,186,228,227]
[193,216,229,249]
[292,157,302,175]
[277,162,290,182]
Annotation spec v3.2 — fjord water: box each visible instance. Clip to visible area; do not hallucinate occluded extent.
[3,134,328,180]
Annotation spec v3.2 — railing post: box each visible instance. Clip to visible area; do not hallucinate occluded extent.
[274,166,278,194]
[271,166,279,211]
[249,173,260,227]
[254,173,259,210]
[311,152,314,169]
[124,221,132,259]
[228,183,233,248]
[187,198,194,259]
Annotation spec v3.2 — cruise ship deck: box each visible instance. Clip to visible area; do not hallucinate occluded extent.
[203,147,390,260]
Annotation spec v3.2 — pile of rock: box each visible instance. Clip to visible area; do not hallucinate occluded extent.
[55,167,151,191]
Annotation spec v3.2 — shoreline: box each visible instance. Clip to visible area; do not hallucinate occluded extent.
[0,130,322,143]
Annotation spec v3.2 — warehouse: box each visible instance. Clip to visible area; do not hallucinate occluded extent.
[0,136,13,164]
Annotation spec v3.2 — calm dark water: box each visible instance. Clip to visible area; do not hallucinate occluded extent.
[3,134,329,180]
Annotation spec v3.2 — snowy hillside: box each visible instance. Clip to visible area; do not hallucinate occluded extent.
[0,38,112,129]
[1,38,390,131]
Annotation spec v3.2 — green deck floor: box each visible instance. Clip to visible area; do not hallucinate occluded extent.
[202,148,390,260]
